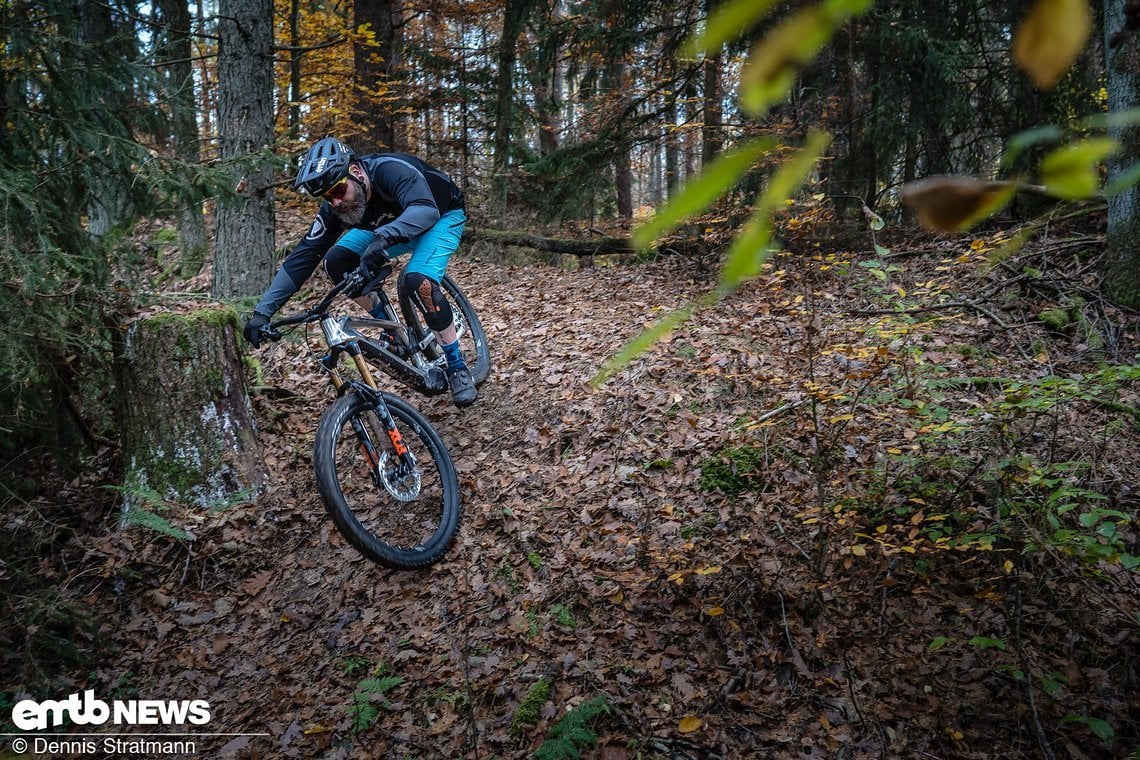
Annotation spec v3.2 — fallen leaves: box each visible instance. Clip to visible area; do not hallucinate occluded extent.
[20,248,1138,759]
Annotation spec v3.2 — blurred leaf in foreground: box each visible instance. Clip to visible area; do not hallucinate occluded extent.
[719,133,832,292]
[632,138,777,250]
[1038,138,1118,199]
[681,0,781,58]
[740,0,872,116]
[1012,0,1092,90]
[900,175,1019,232]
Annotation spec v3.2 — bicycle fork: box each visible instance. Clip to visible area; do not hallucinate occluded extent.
[320,318,414,481]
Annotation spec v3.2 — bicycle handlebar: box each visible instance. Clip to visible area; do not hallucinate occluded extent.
[262,267,390,341]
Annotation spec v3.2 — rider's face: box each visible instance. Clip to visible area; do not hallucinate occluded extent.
[330,168,366,226]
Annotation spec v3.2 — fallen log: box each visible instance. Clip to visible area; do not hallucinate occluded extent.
[463,226,635,256]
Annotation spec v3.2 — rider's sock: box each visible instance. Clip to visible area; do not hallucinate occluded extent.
[442,340,467,371]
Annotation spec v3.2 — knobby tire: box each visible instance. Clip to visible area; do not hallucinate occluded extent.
[313,391,460,569]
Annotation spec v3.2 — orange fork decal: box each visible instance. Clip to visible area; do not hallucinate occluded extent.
[387,428,409,456]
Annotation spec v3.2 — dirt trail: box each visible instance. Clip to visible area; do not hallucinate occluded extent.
[82,254,1139,759]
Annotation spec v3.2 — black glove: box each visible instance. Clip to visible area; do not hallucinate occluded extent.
[356,237,390,281]
[243,313,270,348]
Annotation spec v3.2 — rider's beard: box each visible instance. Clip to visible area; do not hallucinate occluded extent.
[334,192,366,226]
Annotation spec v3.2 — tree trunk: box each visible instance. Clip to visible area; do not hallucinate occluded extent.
[213,0,276,301]
[155,0,207,278]
[1104,0,1140,308]
[494,0,542,171]
[116,309,267,507]
[77,1,130,238]
[354,0,400,151]
[701,0,723,165]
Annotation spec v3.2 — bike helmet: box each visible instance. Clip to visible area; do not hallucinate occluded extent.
[294,137,355,195]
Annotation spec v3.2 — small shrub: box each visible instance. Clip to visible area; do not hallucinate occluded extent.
[532,695,612,760]
[511,678,551,736]
[349,675,404,734]
[698,445,765,495]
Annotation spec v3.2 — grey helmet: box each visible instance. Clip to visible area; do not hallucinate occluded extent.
[294,137,354,195]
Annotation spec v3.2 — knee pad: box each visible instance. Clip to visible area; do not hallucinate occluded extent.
[400,271,454,332]
[323,245,359,284]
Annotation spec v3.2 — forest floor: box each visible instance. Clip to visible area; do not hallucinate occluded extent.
[4,222,1140,759]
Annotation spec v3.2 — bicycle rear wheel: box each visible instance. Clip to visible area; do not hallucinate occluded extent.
[400,274,491,385]
[313,391,460,569]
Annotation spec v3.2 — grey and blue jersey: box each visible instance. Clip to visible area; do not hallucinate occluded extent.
[254,153,465,317]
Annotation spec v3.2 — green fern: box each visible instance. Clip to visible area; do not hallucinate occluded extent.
[121,507,191,540]
[349,676,404,734]
[532,695,611,760]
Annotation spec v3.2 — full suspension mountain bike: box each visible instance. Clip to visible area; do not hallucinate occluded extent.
[260,266,490,569]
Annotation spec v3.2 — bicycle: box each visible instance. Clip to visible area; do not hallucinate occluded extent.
[259,265,489,569]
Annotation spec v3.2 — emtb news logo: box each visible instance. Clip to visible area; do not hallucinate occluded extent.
[11,690,211,730]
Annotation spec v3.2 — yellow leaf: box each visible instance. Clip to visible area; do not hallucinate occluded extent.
[1012,0,1092,90]
[695,566,722,575]
[668,572,686,584]
[827,413,854,423]
[706,606,726,617]
[850,545,867,556]
[678,716,703,733]
[1003,560,1014,574]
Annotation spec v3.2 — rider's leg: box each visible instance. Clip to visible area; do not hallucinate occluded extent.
[399,208,467,362]
[399,209,475,407]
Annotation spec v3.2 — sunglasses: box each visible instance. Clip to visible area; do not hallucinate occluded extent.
[323,175,350,202]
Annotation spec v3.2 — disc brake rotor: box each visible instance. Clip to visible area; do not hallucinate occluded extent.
[377,450,422,502]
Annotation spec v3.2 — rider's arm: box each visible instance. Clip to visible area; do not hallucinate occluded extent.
[254,209,340,317]
[369,161,441,246]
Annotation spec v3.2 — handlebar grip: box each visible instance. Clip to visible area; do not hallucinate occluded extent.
[360,265,392,296]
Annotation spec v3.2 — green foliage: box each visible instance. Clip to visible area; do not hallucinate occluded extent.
[0,0,231,473]
[532,695,611,760]
[968,636,1007,651]
[349,674,405,734]
[698,445,765,496]
[339,656,372,677]
[864,360,1140,566]
[511,677,552,736]
[549,603,577,628]
[1062,713,1116,746]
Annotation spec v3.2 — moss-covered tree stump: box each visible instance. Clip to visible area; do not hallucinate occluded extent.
[116,307,267,506]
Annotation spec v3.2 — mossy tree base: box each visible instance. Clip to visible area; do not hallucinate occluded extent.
[116,307,267,507]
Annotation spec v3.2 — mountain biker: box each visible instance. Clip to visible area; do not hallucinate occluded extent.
[242,137,477,408]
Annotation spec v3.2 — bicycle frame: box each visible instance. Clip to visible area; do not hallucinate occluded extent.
[272,274,449,400]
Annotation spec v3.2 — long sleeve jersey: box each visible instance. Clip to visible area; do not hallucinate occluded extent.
[254,153,465,317]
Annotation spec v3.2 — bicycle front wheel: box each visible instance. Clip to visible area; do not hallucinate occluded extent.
[313,391,460,569]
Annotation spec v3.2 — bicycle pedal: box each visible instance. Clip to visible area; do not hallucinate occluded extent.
[425,366,448,393]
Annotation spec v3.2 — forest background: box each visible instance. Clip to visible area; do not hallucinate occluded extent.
[1,0,1139,758]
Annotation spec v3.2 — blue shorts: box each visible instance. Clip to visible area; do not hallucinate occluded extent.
[334,208,466,283]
